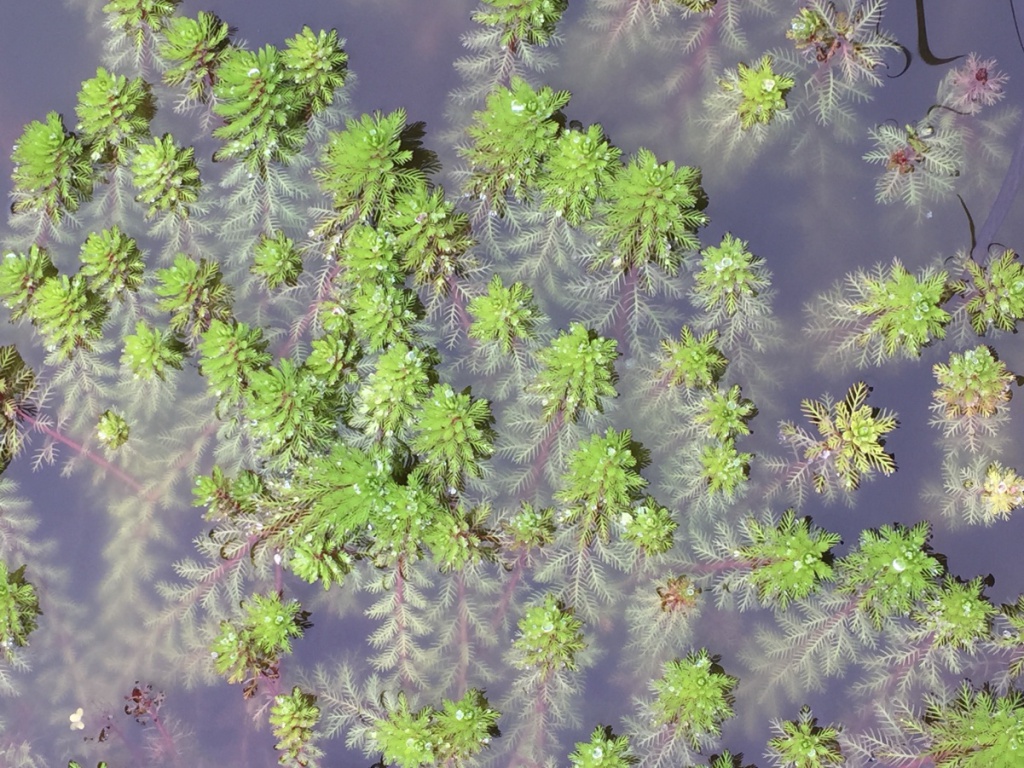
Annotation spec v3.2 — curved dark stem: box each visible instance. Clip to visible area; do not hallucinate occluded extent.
[957,194,977,257]
[1012,0,1024,55]
[887,43,913,78]
[971,115,1024,260]
[915,0,962,65]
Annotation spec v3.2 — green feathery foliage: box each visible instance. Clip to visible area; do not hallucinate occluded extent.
[739,510,841,610]
[766,706,843,768]
[531,322,618,422]
[835,521,943,627]
[460,77,571,212]
[78,226,145,301]
[0,562,41,658]
[693,234,771,317]
[589,148,708,275]
[0,245,57,322]
[351,342,436,439]
[282,26,348,115]
[95,409,130,450]
[649,649,737,746]
[252,230,303,289]
[102,0,179,59]
[75,67,153,166]
[919,683,1024,767]
[371,689,500,768]
[724,55,796,129]
[131,133,201,218]
[467,275,540,353]
[212,44,307,170]
[0,347,35,473]
[778,381,898,498]
[314,109,430,230]
[619,497,676,556]
[409,384,494,490]
[10,112,94,222]
[246,359,341,468]
[210,592,311,697]
[930,346,1015,450]
[978,462,1024,521]
[198,318,271,409]
[153,253,233,346]
[955,248,1024,334]
[656,326,728,389]
[9,1,1024,764]
[157,11,232,104]
[391,183,474,296]
[569,725,635,768]
[537,123,621,226]
[121,320,186,380]
[911,575,997,651]
[513,593,586,672]
[27,274,108,361]
[210,32,344,175]
[269,686,323,767]
[699,438,752,498]
[472,0,569,49]
[555,427,648,544]
[694,384,756,441]
[850,260,951,357]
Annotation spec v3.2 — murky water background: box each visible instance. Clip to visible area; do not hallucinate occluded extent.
[1,0,1024,765]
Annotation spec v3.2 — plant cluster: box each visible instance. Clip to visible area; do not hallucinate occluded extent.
[0,1,1021,768]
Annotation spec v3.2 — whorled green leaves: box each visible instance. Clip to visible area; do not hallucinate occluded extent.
[531,322,617,423]
[11,112,94,222]
[649,649,737,747]
[461,77,570,212]
[75,67,153,166]
[589,147,708,277]
[0,562,41,658]
[131,133,201,219]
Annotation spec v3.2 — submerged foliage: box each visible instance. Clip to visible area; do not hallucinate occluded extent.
[0,1,1021,767]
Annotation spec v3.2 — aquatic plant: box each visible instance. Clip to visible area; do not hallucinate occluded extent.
[1,1,1023,766]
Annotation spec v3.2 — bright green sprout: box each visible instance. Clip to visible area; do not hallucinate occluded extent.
[513,593,586,672]
[694,384,756,441]
[650,648,737,747]
[589,148,709,276]
[569,725,635,768]
[531,322,618,423]
[740,510,841,610]
[556,428,648,544]
[836,521,943,628]
[722,55,795,129]
[210,592,310,697]
[96,410,130,450]
[468,275,540,353]
[78,226,145,301]
[269,686,322,766]
[0,561,42,659]
[11,111,94,222]
[131,133,201,219]
[121,321,186,381]
[693,233,770,317]
[913,575,997,650]
[766,705,843,768]
[699,438,752,498]
[657,326,728,390]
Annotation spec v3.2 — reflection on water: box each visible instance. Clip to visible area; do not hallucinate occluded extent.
[0,0,1023,765]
